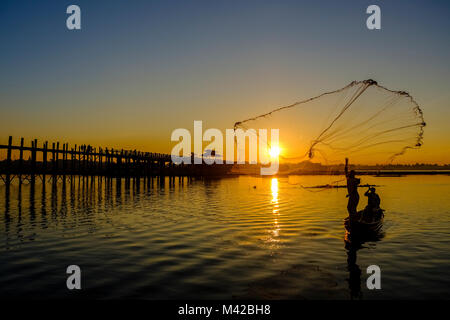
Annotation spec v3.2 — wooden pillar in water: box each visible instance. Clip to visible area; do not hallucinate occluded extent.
[62,143,66,172]
[31,139,37,167]
[52,143,56,174]
[83,145,87,174]
[87,146,90,174]
[80,145,84,174]
[105,148,109,176]
[65,143,69,170]
[72,145,77,174]
[111,148,115,177]
[79,145,82,174]
[92,147,95,175]
[6,136,12,163]
[160,160,165,176]
[5,136,12,185]
[56,142,59,174]
[19,137,24,183]
[43,141,48,180]
[99,148,103,175]
[62,143,67,182]
[88,145,91,174]
[117,149,123,177]
[93,147,97,175]
[31,139,37,183]
[19,138,24,168]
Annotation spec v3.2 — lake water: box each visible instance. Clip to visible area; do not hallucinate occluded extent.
[0,174,449,299]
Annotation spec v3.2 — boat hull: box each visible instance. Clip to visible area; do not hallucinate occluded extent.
[344,209,384,236]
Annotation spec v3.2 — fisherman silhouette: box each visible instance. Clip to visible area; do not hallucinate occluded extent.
[363,187,382,222]
[345,158,360,215]
[364,187,381,211]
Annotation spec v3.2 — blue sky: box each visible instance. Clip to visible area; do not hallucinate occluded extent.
[0,0,449,162]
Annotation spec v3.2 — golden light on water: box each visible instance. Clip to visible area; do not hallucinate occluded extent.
[271,178,279,207]
[271,178,280,238]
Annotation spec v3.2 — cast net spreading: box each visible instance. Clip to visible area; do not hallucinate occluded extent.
[234,79,425,169]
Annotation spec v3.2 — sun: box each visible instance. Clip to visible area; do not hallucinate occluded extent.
[268,146,281,158]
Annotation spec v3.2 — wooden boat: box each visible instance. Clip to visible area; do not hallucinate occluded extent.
[344,208,384,235]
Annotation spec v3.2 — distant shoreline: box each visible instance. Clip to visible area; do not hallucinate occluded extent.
[230,169,450,176]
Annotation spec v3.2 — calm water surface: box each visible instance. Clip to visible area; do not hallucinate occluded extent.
[0,175,449,299]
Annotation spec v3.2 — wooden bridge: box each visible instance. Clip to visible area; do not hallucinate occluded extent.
[0,136,232,184]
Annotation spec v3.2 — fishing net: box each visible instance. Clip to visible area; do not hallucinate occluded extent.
[234,80,425,168]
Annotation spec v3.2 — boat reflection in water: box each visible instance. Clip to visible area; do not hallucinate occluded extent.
[344,222,385,299]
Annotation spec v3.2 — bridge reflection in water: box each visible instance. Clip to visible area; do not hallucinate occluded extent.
[2,175,188,244]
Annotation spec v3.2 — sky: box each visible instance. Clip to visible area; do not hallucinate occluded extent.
[0,0,449,163]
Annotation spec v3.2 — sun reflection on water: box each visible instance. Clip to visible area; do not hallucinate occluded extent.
[271,178,278,207]
[271,178,280,239]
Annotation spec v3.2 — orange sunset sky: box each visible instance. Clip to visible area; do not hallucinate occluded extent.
[1,1,449,164]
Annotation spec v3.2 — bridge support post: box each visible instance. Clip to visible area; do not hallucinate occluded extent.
[5,136,12,185]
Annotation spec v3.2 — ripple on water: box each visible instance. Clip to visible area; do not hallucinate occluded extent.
[0,175,450,299]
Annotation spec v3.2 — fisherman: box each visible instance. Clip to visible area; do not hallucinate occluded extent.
[345,158,360,215]
[364,187,381,211]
